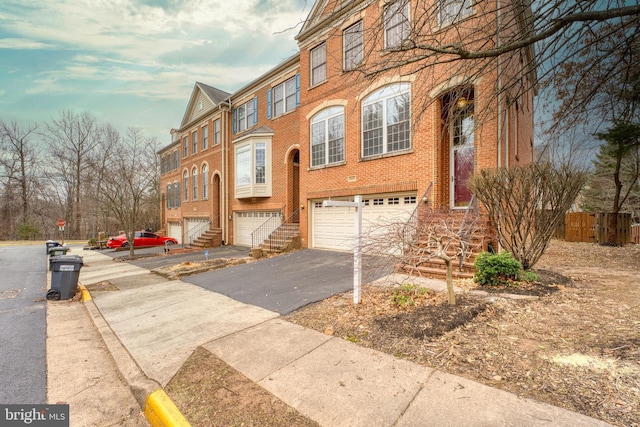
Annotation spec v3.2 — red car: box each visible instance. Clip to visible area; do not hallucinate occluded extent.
[106,231,178,249]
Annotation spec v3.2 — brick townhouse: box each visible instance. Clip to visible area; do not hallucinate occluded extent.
[158,0,536,259]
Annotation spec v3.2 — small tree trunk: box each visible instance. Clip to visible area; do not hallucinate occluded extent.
[445,260,456,305]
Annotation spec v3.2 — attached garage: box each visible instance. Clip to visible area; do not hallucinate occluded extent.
[185,217,210,244]
[311,192,418,251]
[233,211,281,247]
[167,222,182,244]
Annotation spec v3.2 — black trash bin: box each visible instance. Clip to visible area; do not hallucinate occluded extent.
[47,255,83,300]
[48,246,69,257]
[45,240,61,254]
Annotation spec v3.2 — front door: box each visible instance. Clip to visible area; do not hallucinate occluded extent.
[450,105,474,208]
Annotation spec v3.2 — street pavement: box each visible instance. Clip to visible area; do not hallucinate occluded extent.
[61,243,614,427]
[0,245,47,404]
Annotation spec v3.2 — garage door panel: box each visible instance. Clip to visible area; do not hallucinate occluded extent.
[234,211,280,247]
[168,222,182,244]
[312,193,417,251]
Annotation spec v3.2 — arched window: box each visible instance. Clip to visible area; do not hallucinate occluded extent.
[182,170,189,201]
[311,106,345,167]
[201,164,209,200]
[191,166,198,200]
[361,83,411,158]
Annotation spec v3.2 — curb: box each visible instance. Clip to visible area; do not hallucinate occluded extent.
[80,284,191,427]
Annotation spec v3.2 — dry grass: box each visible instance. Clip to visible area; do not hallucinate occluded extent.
[285,240,640,427]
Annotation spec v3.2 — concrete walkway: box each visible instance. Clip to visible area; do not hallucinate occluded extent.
[72,246,612,426]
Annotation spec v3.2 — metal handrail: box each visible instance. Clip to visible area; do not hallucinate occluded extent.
[264,208,301,252]
[458,195,478,271]
[251,209,284,248]
[183,219,211,246]
[401,181,433,253]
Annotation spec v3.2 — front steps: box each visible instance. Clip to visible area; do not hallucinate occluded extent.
[189,228,223,249]
[398,209,496,280]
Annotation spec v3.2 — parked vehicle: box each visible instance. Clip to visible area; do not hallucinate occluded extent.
[106,231,178,249]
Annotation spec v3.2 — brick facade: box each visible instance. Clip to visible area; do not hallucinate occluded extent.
[158,0,535,250]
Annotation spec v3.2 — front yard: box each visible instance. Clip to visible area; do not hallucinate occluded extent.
[284,240,640,427]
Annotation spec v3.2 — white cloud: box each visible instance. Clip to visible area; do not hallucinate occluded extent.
[0,38,54,49]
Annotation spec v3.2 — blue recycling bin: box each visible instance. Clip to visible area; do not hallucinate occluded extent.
[47,255,84,300]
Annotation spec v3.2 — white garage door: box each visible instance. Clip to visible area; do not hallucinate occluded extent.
[168,222,182,244]
[234,211,280,247]
[185,218,210,244]
[311,192,418,251]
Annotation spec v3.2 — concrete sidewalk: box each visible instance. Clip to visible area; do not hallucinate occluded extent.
[76,247,612,427]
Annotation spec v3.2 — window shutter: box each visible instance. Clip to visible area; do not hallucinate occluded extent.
[233,108,237,134]
[253,97,258,126]
[267,89,272,119]
[295,74,300,106]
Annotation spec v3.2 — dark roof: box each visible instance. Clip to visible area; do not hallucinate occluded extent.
[197,82,231,105]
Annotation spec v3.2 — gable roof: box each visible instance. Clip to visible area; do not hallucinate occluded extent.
[180,82,231,129]
[297,0,366,44]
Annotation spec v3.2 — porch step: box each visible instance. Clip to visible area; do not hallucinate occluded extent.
[259,224,301,253]
[398,209,496,280]
[190,228,222,249]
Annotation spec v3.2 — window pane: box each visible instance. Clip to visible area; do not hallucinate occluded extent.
[237,105,246,132]
[202,165,208,200]
[311,43,326,85]
[439,0,472,25]
[386,93,411,152]
[285,78,296,112]
[385,1,410,48]
[274,85,284,117]
[214,119,220,145]
[202,125,208,149]
[328,116,344,163]
[255,143,266,184]
[344,22,363,70]
[236,146,251,186]
[311,122,326,167]
[246,100,255,125]
[363,102,383,157]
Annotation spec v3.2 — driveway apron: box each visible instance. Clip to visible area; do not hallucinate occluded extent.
[183,249,367,314]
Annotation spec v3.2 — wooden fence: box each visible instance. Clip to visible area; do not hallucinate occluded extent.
[633,224,640,244]
[555,212,635,244]
[595,213,632,245]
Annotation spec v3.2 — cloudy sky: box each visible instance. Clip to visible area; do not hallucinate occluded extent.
[0,0,309,146]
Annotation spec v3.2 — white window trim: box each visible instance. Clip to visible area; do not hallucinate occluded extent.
[361,83,412,158]
[310,43,327,86]
[213,119,221,145]
[438,0,473,27]
[310,106,345,168]
[234,136,272,199]
[202,125,208,150]
[384,1,410,49]
[344,21,364,71]
[192,166,198,200]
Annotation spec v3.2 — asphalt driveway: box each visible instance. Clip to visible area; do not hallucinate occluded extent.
[182,249,388,315]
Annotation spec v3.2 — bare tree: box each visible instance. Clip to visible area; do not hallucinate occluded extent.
[361,207,481,305]
[97,127,159,256]
[314,0,640,128]
[469,162,586,269]
[0,120,41,237]
[43,110,99,239]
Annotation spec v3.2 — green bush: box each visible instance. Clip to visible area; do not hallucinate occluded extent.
[474,251,522,286]
[17,223,39,240]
